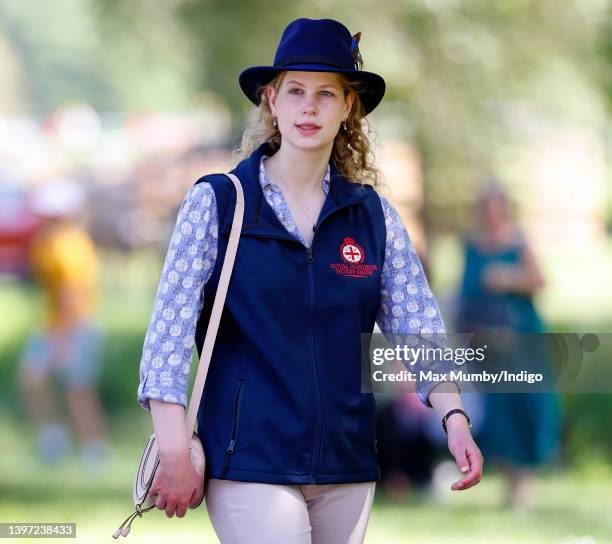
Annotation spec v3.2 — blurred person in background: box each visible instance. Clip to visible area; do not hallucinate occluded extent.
[456,180,562,509]
[376,380,485,504]
[17,177,110,472]
[376,392,437,501]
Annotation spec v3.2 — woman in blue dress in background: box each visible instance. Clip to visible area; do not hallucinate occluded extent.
[457,181,562,509]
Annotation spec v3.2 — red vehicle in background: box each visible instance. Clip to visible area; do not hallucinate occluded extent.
[0,183,40,278]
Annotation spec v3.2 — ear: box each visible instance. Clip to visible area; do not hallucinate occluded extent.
[344,91,355,119]
[266,86,277,116]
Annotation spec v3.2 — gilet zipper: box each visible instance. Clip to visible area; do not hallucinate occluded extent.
[223,195,369,481]
[221,378,245,477]
[306,243,323,482]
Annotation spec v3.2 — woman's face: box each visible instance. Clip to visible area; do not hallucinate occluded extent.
[479,194,510,229]
[266,71,354,151]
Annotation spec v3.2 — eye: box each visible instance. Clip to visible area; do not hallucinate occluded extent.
[288,88,335,96]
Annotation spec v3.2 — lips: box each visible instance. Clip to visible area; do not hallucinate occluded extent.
[295,123,322,136]
[296,123,321,129]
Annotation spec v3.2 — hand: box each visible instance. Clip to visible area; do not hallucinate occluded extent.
[187,436,207,508]
[446,415,484,491]
[149,450,205,518]
[482,264,519,292]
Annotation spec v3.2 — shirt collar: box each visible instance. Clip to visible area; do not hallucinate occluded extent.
[259,155,331,195]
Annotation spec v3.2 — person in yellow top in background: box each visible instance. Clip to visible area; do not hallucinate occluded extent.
[30,211,100,330]
[17,178,110,472]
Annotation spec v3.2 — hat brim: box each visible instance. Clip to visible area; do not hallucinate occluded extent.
[239,64,386,116]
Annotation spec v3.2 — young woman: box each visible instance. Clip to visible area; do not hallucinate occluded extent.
[137,17,482,543]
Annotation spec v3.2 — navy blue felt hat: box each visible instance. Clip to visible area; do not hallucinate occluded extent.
[239,18,386,116]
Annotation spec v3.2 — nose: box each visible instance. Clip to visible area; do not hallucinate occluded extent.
[302,93,317,115]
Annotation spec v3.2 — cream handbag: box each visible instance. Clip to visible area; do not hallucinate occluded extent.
[113,173,245,538]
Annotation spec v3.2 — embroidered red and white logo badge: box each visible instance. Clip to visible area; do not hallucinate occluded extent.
[330,237,379,278]
[341,237,364,263]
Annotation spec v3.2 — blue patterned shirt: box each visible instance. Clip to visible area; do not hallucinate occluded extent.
[137,155,460,412]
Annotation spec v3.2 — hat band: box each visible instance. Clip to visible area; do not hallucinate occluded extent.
[275,54,350,70]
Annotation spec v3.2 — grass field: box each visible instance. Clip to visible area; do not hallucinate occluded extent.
[2,245,612,543]
[1,412,612,544]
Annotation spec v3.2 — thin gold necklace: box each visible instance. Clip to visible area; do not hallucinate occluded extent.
[280,181,325,232]
[265,160,325,232]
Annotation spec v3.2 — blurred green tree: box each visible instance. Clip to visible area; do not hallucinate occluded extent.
[1,0,609,230]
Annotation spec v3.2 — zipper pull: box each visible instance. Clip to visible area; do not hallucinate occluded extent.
[306,247,313,263]
[226,439,236,454]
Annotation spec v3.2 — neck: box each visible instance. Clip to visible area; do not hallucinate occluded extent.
[264,140,332,195]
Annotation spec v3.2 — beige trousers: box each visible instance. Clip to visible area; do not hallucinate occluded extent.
[204,478,376,544]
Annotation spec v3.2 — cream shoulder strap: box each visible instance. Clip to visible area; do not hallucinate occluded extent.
[184,173,244,436]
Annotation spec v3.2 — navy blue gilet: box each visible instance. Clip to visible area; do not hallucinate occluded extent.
[194,141,386,485]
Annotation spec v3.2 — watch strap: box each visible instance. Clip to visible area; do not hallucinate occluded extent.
[442,408,472,434]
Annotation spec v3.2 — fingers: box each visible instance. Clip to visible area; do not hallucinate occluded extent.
[451,444,484,491]
[452,472,481,491]
[188,486,205,509]
[151,466,203,516]
[155,494,167,511]
[165,498,177,518]
[175,502,189,519]
[454,449,470,475]
[156,495,191,518]
[466,445,484,477]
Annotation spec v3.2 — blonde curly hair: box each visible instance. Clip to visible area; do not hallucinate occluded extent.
[231,71,384,191]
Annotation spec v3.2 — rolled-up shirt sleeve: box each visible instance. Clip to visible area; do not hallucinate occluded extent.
[375,196,462,408]
[137,182,218,412]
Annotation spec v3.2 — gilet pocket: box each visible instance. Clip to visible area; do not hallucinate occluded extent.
[221,378,245,476]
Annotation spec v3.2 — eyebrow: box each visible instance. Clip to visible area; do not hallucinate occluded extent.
[285,80,339,89]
